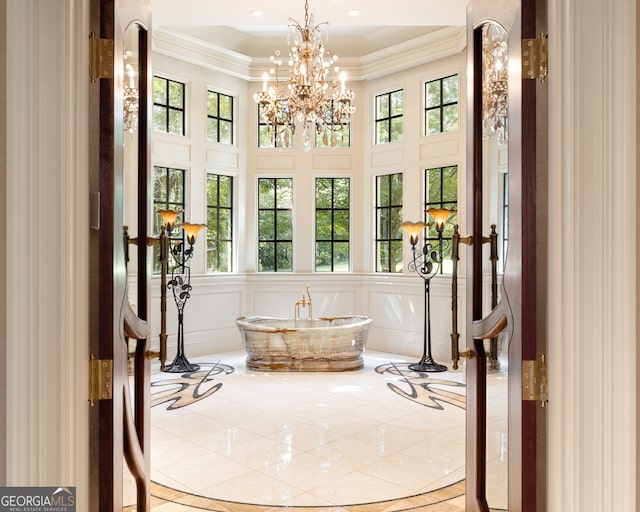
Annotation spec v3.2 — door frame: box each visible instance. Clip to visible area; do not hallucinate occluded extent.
[465,0,547,510]
[88,0,152,510]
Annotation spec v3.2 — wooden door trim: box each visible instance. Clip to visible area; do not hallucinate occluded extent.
[466,0,547,510]
[89,1,152,510]
[464,20,490,512]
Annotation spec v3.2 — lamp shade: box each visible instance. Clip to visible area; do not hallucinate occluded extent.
[400,221,429,246]
[181,222,206,245]
[157,209,182,231]
[426,208,454,231]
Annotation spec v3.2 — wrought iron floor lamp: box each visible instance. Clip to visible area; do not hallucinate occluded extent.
[400,208,454,373]
[155,210,205,373]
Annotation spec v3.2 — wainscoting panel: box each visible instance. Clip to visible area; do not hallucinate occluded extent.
[206,147,239,170]
[149,278,245,357]
[370,147,404,169]
[312,153,353,170]
[362,275,465,363]
[152,138,191,162]
[255,154,296,170]
[420,136,460,163]
[251,288,358,319]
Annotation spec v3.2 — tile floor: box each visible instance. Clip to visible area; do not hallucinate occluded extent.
[125,350,508,511]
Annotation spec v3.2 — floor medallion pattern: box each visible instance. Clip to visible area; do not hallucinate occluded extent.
[124,351,505,511]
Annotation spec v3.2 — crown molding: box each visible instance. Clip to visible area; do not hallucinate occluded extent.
[153,28,254,80]
[153,25,467,82]
[356,26,466,80]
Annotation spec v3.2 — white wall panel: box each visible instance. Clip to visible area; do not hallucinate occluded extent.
[312,154,353,170]
[153,138,192,162]
[206,147,239,169]
[255,154,296,169]
[419,137,460,163]
[370,148,405,169]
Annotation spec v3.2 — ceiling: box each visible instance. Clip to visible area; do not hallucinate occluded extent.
[150,0,468,59]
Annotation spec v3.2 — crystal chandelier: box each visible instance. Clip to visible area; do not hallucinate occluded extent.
[123,50,139,134]
[253,0,356,152]
[481,23,508,144]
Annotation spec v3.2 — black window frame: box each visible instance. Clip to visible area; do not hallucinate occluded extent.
[206,173,234,273]
[152,165,186,273]
[375,172,403,273]
[257,177,294,272]
[424,74,460,135]
[424,165,458,272]
[152,75,186,136]
[314,177,351,272]
[207,90,234,144]
[501,171,509,271]
[375,89,404,145]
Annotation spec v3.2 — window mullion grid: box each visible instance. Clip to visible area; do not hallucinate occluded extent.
[163,79,170,133]
[332,179,338,271]
[388,177,394,272]
[214,175,221,271]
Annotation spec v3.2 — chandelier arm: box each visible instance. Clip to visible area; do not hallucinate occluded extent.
[255,0,355,151]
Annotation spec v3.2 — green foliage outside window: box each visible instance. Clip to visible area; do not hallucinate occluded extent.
[258,178,293,272]
[152,166,185,273]
[376,90,404,145]
[207,91,234,144]
[425,75,459,135]
[153,76,185,135]
[376,173,403,272]
[206,174,233,272]
[425,165,458,271]
[315,178,350,271]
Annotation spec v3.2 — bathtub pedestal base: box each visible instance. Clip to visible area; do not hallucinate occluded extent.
[246,355,364,372]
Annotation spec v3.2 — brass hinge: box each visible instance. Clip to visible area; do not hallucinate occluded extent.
[522,33,548,83]
[89,33,114,83]
[89,355,113,406]
[522,354,548,406]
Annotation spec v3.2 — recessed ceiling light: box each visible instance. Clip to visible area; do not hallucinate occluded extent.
[251,10,263,17]
[348,9,360,16]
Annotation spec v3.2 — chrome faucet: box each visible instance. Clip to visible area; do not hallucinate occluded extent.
[294,286,312,320]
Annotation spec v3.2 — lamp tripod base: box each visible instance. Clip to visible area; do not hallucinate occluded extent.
[409,356,447,373]
[163,353,200,373]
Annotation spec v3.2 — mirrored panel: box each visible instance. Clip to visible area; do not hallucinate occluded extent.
[480,20,509,510]
[122,20,141,511]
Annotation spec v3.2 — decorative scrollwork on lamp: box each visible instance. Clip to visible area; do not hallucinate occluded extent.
[143,210,205,373]
[162,216,206,373]
[400,208,454,373]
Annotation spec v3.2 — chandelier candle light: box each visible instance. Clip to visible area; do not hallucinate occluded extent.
[253,0,356,151]
[123,50,139,134]
[401,208,455,373]
[481,22,509,143]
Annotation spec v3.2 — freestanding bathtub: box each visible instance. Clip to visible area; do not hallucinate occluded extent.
[235,316,373,371]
